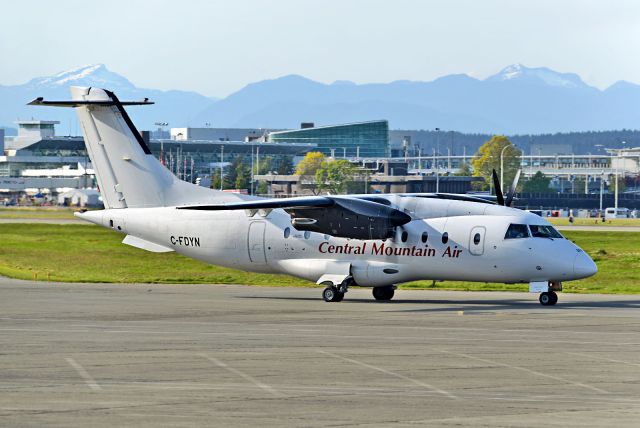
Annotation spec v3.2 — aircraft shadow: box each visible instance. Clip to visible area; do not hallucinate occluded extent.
[235,295,640,312]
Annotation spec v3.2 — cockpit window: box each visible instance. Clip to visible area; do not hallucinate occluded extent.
[529,225,563,239]
[504,223,530,239]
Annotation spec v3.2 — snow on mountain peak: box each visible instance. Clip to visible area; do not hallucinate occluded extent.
[52,64,105,85]
[27,64,134,89]
[499,63,524,80]
[486,64,589,89]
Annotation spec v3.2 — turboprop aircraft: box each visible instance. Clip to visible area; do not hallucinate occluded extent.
[29,87,597,306]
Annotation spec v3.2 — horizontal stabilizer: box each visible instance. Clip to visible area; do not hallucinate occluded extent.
[28,97,153,107]
[122,235,173,253]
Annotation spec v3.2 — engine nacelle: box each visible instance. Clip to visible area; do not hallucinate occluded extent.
[286,197,411,240]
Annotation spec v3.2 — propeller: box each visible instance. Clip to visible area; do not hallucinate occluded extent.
[492,168,521,207]
[505,169,521,208]
[491,169,504,206]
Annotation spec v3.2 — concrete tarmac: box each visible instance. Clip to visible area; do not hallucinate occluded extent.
[1,278,640,427]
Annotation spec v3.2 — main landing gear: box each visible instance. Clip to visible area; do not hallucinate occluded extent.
[321,280,397,302]
[539,291,558,306]
[372,285,395,301]
[321,280,348,302]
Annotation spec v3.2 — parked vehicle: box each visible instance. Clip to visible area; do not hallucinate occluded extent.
[604,207,629,219]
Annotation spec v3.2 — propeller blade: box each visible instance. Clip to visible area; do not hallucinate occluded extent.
[505,169,521,207]
[492,169,505,206]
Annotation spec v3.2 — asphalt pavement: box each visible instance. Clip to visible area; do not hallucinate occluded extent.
[1,278,640,427]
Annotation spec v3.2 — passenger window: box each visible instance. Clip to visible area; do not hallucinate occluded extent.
[504,224,529,239]
[421,231,428,243]
[401,230,408,243]
[442,232,449,244]
[284,227,291,239]
[304,231,311,239]
[473,233,481,245]
[529,225,563,239]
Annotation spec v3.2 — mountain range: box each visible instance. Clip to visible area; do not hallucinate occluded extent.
[1,64,639,135]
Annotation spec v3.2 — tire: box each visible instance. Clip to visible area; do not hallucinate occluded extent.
[539,292,553,306]
[548,291,558,305]
[372,286,395,301]
[334,291,345,302]
[322,286,344,302]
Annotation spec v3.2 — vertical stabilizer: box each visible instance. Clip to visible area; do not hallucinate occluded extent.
[72,87,173,208]
[28,86,244,208]
[61,87,238,208]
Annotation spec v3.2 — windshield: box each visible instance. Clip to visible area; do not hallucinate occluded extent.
[529,225,563,239]
[504,223,530,239]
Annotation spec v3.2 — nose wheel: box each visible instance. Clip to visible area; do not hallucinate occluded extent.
[539,291,558,306]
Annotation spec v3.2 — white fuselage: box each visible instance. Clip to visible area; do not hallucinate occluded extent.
[79,196,596,287]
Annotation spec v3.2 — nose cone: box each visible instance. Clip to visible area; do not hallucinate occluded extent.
[573,251,598,279]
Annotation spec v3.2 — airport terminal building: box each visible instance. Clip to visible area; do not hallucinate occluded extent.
[268,120,389,158]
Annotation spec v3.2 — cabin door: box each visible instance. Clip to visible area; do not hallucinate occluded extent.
[248,221,267,264]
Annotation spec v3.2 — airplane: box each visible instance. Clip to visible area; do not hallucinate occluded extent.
[29,87,597,306]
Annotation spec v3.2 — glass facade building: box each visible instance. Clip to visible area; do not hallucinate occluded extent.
[268,120,389,158]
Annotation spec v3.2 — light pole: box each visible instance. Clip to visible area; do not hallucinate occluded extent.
[250,142,254,195]
[500,144,510,187]
[220,145,224,191]
[435,128,440,193]
[599,170,604,212]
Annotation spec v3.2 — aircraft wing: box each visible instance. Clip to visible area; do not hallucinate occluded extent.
[177,195,411,240]
[177,196,334,211]
[400,193,497,204]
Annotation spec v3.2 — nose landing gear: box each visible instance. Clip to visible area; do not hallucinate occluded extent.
[539,291,558,306]
[530,281,561,306]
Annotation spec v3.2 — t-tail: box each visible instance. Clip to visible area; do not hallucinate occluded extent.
[29,86,239,209]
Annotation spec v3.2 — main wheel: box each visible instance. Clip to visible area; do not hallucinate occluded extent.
[322,286,342,302]
[372,286,395,301]
[539,291,557,306]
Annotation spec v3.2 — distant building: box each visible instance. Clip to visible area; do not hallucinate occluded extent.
[0,119,315,199]
[57,188,101,207]
[268,120,389,158]
[170,127,273,142]
[5,120,60,151]
[256,160,481,196]
[530,143,573,156]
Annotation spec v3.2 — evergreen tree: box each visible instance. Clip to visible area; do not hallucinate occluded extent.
[522,171,552,193]
[277,156,294,175]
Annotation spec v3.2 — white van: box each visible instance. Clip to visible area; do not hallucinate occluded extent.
[605,207,629,220]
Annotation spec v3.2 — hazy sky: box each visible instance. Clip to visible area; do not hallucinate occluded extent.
[1,0,638,97]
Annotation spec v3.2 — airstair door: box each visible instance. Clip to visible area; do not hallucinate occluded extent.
[248,221,267,264]
[469,226,486,256]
